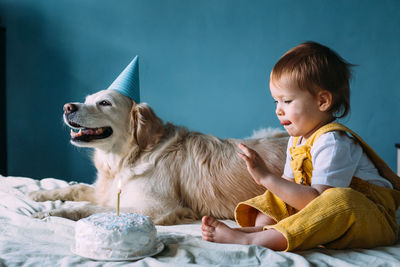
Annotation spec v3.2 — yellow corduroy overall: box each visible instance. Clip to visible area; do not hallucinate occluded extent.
[235,123,400,251]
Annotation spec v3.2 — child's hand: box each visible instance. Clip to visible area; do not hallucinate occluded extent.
[237,143,271,185]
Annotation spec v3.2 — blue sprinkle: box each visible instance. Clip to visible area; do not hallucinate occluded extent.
[83,212,154,233]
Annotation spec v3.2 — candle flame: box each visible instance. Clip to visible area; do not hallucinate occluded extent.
[118,179,122,192]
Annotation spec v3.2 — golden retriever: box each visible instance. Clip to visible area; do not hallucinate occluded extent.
[29,89,288,225]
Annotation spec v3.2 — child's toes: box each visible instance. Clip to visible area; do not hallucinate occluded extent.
[202,231,215,241]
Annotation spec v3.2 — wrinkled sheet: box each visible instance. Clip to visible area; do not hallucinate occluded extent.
[1,175,400,267]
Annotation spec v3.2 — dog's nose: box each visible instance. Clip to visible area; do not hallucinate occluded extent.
[63,103,77,114]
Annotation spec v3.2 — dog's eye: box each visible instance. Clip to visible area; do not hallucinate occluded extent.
[99,100,112,106]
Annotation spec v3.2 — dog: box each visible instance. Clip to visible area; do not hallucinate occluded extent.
[29,89,288,225]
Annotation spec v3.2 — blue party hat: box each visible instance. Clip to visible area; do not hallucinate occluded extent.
[108,56,140,102]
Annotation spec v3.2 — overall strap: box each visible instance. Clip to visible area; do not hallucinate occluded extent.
[290,123,345,185]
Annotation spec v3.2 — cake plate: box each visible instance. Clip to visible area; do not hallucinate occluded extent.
[71,241,165,261]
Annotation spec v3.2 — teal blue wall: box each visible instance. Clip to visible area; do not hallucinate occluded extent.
[0,0,399,183]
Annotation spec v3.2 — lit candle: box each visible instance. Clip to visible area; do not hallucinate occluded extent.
[117,179,122,216]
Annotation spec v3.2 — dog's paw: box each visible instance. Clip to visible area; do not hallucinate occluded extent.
[28,190,50,202]
[31,211,52,219]
[31,206,95,221]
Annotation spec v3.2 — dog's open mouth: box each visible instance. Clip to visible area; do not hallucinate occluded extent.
[68,121,113,142]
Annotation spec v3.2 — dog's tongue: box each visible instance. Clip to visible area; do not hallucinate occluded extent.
[70,128,104,138]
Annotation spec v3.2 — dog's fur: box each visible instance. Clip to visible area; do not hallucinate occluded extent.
[29,89,288,225]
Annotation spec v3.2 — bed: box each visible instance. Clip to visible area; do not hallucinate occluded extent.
[1,175,400,267]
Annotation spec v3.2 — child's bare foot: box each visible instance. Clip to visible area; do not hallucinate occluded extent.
[201,216,288,250]
[201,216,249,244]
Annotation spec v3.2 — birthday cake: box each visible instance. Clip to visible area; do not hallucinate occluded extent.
[74,212,158,259]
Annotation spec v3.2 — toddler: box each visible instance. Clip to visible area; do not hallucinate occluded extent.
[201,41,400,251]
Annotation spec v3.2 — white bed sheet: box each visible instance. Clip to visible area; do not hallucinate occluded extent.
[1,175,400,267]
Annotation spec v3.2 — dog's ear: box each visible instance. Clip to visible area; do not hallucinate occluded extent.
[130,103,164,151]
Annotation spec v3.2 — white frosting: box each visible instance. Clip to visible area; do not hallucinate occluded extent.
[74,212,157,259]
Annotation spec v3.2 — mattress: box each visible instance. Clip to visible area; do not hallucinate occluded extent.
[1,175,399,266]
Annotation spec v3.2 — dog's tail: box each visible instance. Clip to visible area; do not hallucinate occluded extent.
[246,127,288,139]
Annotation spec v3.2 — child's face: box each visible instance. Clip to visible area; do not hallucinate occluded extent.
[269,76,332,140]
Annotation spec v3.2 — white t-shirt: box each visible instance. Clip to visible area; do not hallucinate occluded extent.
[283,131,393,189]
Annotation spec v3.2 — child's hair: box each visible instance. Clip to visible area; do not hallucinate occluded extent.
[270,41,354,119]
